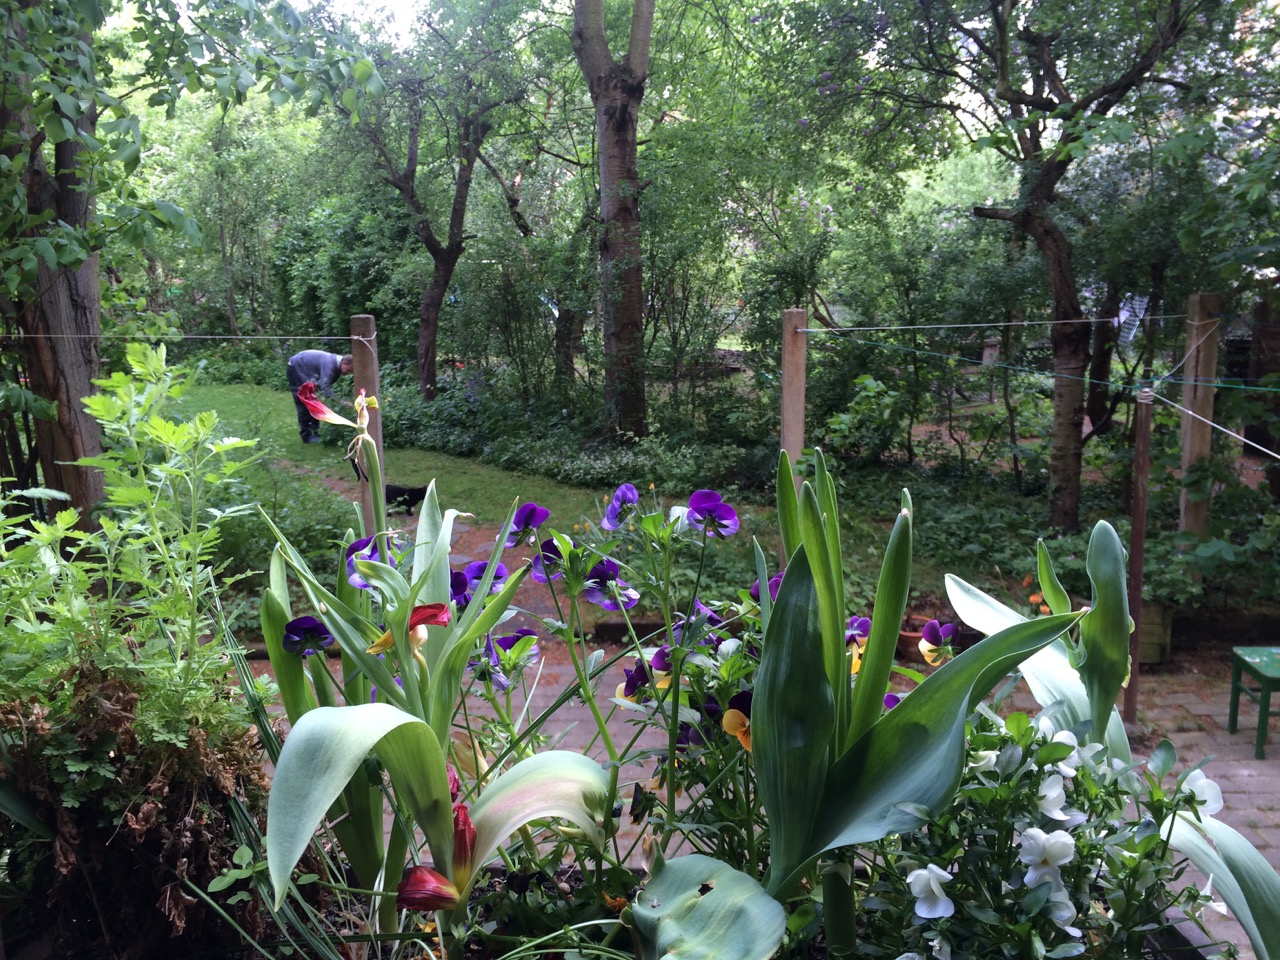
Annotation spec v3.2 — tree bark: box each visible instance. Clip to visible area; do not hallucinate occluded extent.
[3,22,105,521]
[573,0,652,438]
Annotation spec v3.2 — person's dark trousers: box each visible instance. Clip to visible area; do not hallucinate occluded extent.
[286,363,320,441]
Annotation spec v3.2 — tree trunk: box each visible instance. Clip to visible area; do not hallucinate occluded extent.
[1026,211,1089,531]
[20,259,105,514]
[417,264,452,401]
[7,53,105,522]
[554,306,585,384]
[1086,282,1122,436]
[573,0,652,439]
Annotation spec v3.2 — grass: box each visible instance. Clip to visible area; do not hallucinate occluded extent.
[183,384,610,526]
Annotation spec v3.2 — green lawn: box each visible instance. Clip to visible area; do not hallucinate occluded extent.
[183,383,610,526]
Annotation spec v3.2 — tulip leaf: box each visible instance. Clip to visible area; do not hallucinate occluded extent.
[1169,814,1280,960]
[775,451,800,561]
[1036,539,1072,616]
[261,548,317,728]
[848,492,913,746]
[754,547,835,894]
[798,484,846,730]
[1078,521,1131,746]
[766,611,1082,896]
[944,574,1024,636]
[410,480,453,601]
[0,780,51,839]
[267,704,451,909]
[630,854,786,960]
[467,751,609,896]
[945,575,1130,760]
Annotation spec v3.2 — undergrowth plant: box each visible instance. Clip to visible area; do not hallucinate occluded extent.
[0,345,272,955]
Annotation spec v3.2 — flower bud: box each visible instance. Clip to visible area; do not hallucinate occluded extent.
[396,864,459,912]
[453,803,477,888]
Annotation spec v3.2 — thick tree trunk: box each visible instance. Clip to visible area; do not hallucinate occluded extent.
[573,0,652,439]
[20,259,105,513]
[1026,211,1089,531]
[417,262,456,401]
[7,63,105,521]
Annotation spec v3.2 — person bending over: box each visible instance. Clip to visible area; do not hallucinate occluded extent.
[287,349,353,443]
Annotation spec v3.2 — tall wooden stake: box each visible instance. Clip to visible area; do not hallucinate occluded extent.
[1123,384,1153,724]
[350,314,383,532]
[780,308,808,474]
[1179,293,1221,536]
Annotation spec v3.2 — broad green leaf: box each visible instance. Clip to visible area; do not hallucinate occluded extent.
[1078,522,1130,746]
[752,539,773,632]
[945,575,1130,760]
[848,492,912,745]
[775,452,800,560]
[1036,540,1071,615]
[1169,814,1280,960]
[266,704,451,908]
[768,611,1083,896]
[944,574,1024,636]
[630,854,786,960]
[466,751,609,894]
[754,548,834,895]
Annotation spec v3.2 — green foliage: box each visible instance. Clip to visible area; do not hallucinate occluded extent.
[0,346,268,951]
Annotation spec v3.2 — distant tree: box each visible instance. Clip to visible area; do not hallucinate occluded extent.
[785,0,1244,529]
[572,0,654,438]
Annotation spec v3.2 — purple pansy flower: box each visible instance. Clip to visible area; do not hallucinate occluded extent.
[471,637,509,691]
[750,569,784,602]
[601,483,639,531]
[282,615,335,657]
[583,558,640,610]
[505,502,550,547]
[846,616,872,646]
[672,598,725,647]
[649,645,672,673]
[531,538,566,583]
[450,570,472,609]
[346,535,395,589]
[687,490,739,538]
[464,560,507,595]
[617,657,651,701]
[883,693,902,710]
[922,619,956,646]
[494,627,540,665]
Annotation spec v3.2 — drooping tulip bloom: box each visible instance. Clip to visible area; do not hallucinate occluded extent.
[366,603,450,655]
[396,864,459,912]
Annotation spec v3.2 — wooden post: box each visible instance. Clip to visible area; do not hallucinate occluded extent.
[350,314,383,532]
[1123,384,1153,724]
[780,308,808,471]
[1179,293,1221,536]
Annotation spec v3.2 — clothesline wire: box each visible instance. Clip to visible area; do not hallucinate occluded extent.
[7,332,372,342]
[822,329,1280,395]
[1154,394,1280,463]
[798,312,1190,334]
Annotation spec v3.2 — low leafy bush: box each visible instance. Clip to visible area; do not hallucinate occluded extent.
[186,339,288,389]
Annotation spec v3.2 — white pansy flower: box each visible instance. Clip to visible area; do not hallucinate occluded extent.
[930,937,952,960]
[907,863,955,919]
[1183,769,1224,817]
[667,505,690,533]
[1044,885,1082,937]
[1037,774,1070,820]
[1187,875,1230,919]
[1018,827,1075,889]
[969,749,999,773]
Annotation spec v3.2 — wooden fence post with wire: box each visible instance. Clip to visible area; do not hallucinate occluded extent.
[350,314,383,530]
[780,308,808,477]
[1178,293,1222,537]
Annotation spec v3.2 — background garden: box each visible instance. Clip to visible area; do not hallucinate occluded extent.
[3,0,1280,958]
